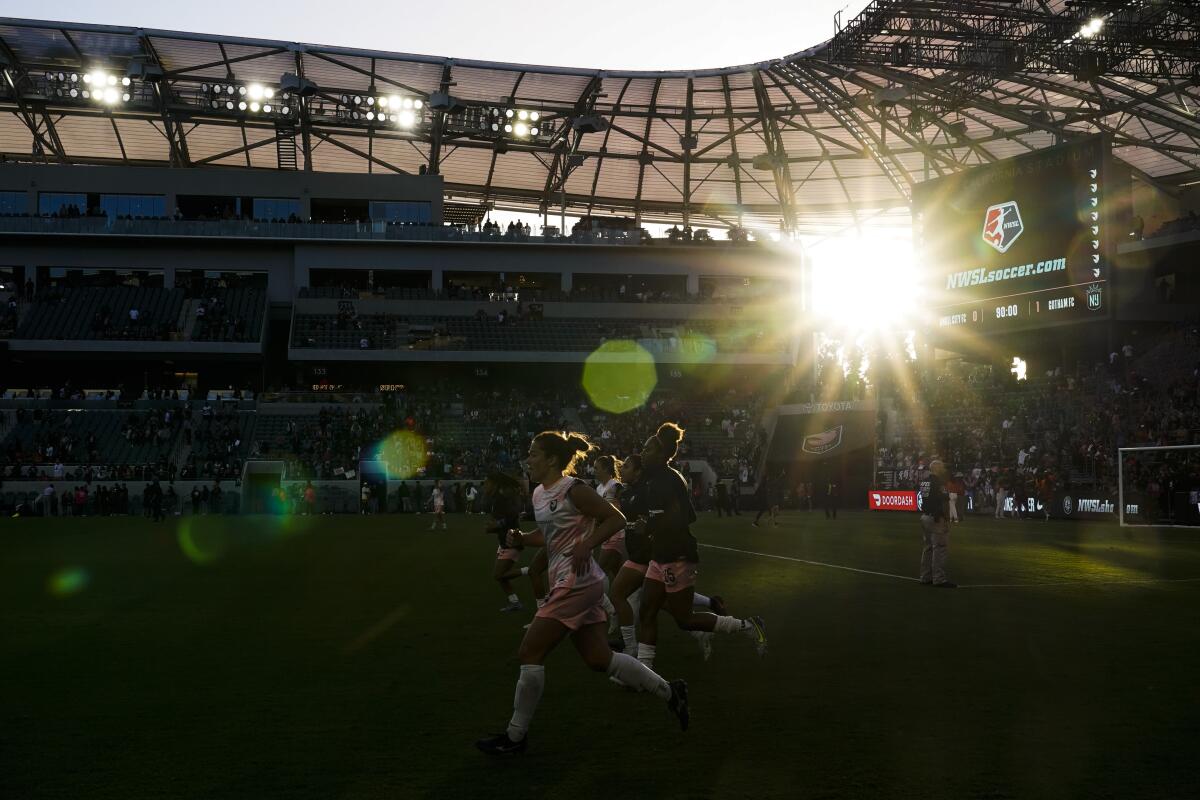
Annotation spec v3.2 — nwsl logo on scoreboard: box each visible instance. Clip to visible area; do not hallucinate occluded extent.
[982,201,1024,253]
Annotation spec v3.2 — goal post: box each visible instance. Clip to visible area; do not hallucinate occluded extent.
[1117,444,1200,528]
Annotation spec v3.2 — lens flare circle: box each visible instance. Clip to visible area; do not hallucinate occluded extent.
[582,339,658,414]
[47,566,89,597]
[177,521,229,565]
[375,429,429,480]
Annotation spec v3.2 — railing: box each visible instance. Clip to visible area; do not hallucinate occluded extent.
[0,216,758,247]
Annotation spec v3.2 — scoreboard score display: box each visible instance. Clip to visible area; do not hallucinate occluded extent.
[914,135,1115,333]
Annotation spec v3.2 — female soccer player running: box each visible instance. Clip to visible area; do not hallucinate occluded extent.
[476,431,689,756]
[631,423,768,670]
[484,471,530,612]
[609,453,730,659]
[593,455,627,580]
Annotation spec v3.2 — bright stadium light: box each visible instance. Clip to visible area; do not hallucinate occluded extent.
[238,100,248,110]
[249,101,260,112]
[514,122,529,137]
[808,233,919,334]
[1079,17,1104,38]
[397,109,416,128]
[530,111,539,121]
[248,84,265,100]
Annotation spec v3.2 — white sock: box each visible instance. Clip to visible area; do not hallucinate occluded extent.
[692,592,711,609]
[507,593,519,604]
[506,664,544,742]
[637,643,655,669]
[606,652,670,700]
[519,566,530,576]
[620,624,638,656]
[600,593,616,617]
[713,615,750,635]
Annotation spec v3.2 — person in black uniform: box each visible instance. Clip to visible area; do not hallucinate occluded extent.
[629,423,769,669]
[824,477,840,520]
[919,460,955,588]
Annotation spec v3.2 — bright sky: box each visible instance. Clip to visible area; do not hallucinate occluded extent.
[26,1,868,71]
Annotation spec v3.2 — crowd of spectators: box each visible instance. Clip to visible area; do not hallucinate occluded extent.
[876,324,1200,517]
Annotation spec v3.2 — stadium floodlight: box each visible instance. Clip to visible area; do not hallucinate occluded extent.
[514,122,529,137]
[248,84,265,100]
[1079,17,1104,38]
[397,109,416,128]
[505,109,514,118]
[238,100,248,110]
[249,101,260,112]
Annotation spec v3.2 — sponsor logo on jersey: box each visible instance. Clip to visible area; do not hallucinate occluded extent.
[982,201,1024,253]
[802,425,844,455]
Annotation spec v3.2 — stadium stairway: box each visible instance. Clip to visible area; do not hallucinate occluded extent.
[179,299,200,339]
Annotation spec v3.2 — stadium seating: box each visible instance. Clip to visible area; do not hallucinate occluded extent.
[15,287,186,341]
[189,288,267,342]
[290,313,785,354]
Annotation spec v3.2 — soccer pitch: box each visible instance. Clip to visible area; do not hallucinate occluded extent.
[4,511,1199,800]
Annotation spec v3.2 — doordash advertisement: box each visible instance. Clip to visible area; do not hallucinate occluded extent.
[868,491,920,512]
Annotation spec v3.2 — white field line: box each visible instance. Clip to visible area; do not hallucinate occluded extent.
[697,542,919,582]
[343,605,408,654]
[698,543,1200,590]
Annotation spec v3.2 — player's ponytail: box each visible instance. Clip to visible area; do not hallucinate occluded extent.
[533,430,599,476]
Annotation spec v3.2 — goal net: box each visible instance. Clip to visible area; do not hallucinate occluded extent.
[1118,445,1200,528]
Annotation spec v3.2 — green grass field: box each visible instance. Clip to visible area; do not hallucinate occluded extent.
[4,510,1200,800]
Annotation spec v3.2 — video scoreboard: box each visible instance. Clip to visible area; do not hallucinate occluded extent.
[914,135,1115,333]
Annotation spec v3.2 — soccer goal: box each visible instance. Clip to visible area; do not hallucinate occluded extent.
[1117,444,1200,528]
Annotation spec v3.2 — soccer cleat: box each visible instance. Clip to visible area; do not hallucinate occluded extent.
[709,595,728,616]
[667,679,689,731]
[500,600,524,612]
[475,732,527,756]
[696,632,713,661]
[747,615,768,656]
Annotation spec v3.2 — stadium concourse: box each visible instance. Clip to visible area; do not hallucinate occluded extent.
[3,3,1200,797]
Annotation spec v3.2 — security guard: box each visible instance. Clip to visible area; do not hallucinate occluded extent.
[919,460,956,588]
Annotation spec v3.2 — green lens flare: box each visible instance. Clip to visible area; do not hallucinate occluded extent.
[582,339,657,414]
[47,566,89,597]
[375,429,429,480]
[177,521,229,565]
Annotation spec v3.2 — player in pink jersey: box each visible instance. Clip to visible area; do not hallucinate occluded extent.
[476,430,689,756]
[483,471,531,612]
[592,454,625,632]
[631,423,768,670]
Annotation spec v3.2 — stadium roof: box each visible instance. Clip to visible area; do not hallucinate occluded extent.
[0,2,1197,233]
